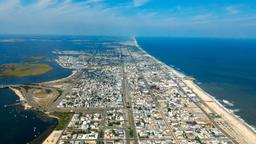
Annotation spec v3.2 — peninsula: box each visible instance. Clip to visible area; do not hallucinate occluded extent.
[2,38,255,144]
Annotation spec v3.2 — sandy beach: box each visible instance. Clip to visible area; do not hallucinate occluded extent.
[9,87,32,110]
[40,70,78,85]
[42,130,62,144]
[171,66,256,144]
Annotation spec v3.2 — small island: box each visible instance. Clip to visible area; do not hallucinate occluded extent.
[0,64,53,77]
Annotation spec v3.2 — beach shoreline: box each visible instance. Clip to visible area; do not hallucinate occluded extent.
[9,87,32,110]
[8,87,62,144]
[4,67,76,144]
[39,70,77,85]
[134,38,256,143]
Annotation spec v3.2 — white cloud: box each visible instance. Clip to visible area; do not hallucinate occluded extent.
[0,0,19,11]
[85,0,104,3]
[225,6,239,14]
[133,0,150,7]
[0,0,255,37]
[36,0,53,8]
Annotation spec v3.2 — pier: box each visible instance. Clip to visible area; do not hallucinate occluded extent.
[0,84,25,89]
[4,102,21,108]
[0,84,42,89]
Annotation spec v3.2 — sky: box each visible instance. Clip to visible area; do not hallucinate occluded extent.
[0,0,256,38]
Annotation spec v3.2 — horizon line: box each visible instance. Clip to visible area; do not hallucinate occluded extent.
[1,33,256,40]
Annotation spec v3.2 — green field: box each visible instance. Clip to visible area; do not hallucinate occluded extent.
[52,112,73,130]
[0,64,53,77]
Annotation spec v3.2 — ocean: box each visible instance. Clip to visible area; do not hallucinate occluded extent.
[137,37,256,128]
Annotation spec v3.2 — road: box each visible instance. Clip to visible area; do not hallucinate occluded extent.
[121,48,139,144]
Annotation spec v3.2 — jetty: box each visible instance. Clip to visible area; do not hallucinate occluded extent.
[0,84,16,89]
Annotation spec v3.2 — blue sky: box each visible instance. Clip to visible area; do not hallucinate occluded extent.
[0,0,256,37]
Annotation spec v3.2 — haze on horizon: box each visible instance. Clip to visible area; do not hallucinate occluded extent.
[0,0,256,38]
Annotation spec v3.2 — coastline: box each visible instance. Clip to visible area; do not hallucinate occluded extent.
[8,88,62,144]
[6,70,76,110]
[31,71,77,143]
[1,87,57,144]
[5,68,75,144]
[134,38,256,143]
[189,78,256,132]
[39,70,77,85]
[171,68,256,143]
[9,87,32,110]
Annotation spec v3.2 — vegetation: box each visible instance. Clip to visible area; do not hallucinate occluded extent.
[22,85,32,92]
[52,112,73,130]
[53,89,63,103]
[128,127,134,138]
[195,136,202,144]
[0,63,53,77]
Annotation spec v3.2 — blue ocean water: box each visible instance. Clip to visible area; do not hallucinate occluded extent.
[137,37,256,127]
